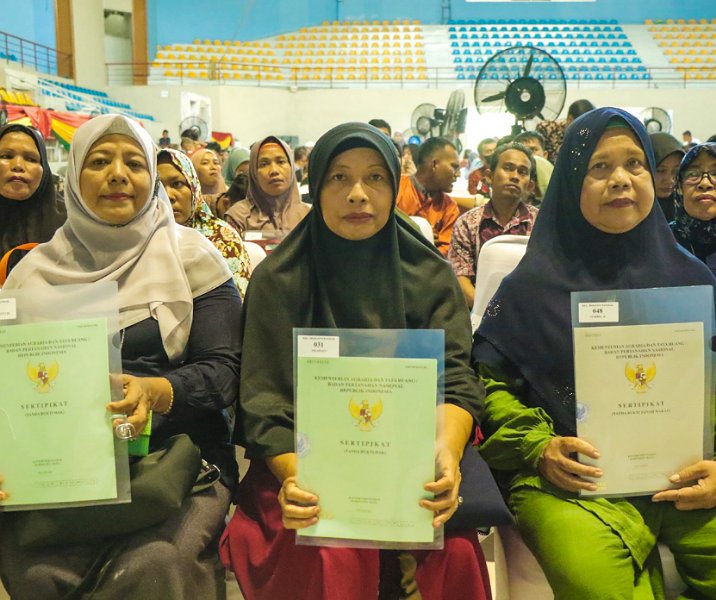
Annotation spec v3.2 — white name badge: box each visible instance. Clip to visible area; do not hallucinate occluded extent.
[578,302,619,324]
[297,335,340,358]
[0,298,17,320]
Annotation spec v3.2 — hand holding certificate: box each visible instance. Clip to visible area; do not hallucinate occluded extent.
[652,460,716,510]
[293,328,451,549]
[571,286,715,499]
[0,282,130,511]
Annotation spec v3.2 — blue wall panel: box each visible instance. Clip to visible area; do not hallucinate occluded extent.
[0,0,55,48]
[147,0,716,47]
[1,0,712,53]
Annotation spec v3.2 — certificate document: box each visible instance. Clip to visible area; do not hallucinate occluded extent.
[0,318,117,509]
[296,348,438,548]
[574,321,707,497]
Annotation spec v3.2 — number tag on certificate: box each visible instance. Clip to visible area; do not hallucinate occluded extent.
[578,302,619,324]
[297,335,339,357]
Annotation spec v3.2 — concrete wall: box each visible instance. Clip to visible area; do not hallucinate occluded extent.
[71,1,107,88]
[108,84,713,149]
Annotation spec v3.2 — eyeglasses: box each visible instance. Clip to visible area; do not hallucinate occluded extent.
[682,169,716,185]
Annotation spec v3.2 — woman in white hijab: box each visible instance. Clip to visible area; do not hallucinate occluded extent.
[0,114,242,599]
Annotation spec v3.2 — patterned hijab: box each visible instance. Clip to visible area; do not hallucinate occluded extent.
[5,114,231,361]
[158,148,250,297]
[671,143,716,262]
[473,108,715,436]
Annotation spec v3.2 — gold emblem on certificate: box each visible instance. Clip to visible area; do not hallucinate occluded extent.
[624,362,656,393]
[349,398,383,431]
[27,361,60,393]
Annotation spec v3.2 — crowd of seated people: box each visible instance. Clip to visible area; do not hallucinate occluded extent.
[0,103,715,599]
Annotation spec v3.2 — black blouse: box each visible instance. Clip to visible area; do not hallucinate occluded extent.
[122,280,242,489]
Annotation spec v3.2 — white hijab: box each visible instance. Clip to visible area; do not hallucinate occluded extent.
[5,114,231,361]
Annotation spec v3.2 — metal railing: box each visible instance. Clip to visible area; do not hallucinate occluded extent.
[106,61,716,89]
[0,31,71,76]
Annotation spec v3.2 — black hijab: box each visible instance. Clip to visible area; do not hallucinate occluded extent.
[649,131,684,221]
[237,122,483,458]
[0,124,65,256]
[473,107,715,437]
[671,143,716,276]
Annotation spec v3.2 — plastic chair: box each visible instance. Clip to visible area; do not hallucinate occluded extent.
[471,235,529,331]
[243,242,267,273]
[409,216,434,244]
[494,524,686,600]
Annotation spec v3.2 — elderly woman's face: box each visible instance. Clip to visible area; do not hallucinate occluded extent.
[579,128,654,234]
[680,152,716,222]
[158,161,193,225]
[79,133,152,225]
[0,131,43,201]
[320,147,393,241]
[194,150,222,189]
[256,143,292,197]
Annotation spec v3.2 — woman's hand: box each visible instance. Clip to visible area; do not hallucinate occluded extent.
[277,476,320,530]
[538,436,602,493]
[266,453,320,530]
[0,475,8,502]
[106,375,170,435]
[652,460,716,510]
[420,404,473,528]
[421,443,462,528]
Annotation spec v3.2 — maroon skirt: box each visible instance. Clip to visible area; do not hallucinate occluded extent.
[220,461,492,600]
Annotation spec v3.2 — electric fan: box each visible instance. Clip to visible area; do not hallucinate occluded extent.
[639,107,672,134]
[474,46,566,136]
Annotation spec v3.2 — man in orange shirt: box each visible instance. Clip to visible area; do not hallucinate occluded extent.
[396,137,460,256]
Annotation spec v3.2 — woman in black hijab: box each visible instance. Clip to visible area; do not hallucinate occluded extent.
[0,124,65,281]
[472,108,716,598]
[220,123,491,600]
[671,142,716,277]
[649,131,684,222]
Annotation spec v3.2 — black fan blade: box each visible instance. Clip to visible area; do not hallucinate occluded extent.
[482,91,506,103]
[523,52,534,78]
[536,112,545,120]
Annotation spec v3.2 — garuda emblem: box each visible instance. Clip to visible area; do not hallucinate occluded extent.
[625,362,656,393]
[27,361,59,393]
[349,399,383,432]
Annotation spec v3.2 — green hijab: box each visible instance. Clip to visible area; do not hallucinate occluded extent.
[223,146,250,185]
[236,122,483,458]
